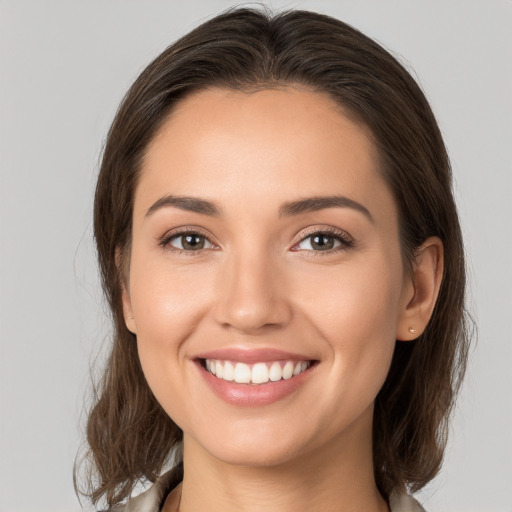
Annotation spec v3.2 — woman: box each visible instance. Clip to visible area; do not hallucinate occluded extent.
[78,7,470,512]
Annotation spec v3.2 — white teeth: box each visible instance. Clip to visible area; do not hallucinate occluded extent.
[223,361,235,381]
[234,362,251,384]
[205,359,311,384]
[215,361,223,379]
[251,363,269,384]
[283,361,294,380]
[269,361,282,381]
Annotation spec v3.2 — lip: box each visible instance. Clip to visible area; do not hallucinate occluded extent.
[192,348,318,407]
[193,347,314,364]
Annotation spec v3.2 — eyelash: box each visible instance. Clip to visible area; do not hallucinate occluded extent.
[159,226,355,257]
[291,227,355,256]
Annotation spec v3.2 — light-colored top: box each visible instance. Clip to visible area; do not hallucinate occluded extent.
[109,465,426,512]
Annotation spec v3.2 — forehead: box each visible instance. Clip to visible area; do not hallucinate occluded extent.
[136,86,397,225]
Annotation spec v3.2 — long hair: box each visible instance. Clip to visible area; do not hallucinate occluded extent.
[78,6,470,507]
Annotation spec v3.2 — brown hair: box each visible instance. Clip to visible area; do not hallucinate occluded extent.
[78,6,470,507]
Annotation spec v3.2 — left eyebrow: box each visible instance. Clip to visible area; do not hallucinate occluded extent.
[145,195,222,217]
[279,195,373,222]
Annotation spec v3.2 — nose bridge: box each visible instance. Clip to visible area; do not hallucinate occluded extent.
[214,242,291,332]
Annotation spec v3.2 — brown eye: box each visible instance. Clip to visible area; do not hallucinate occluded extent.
[310,234,335,250]
[169,233,213,251]
[296,231,353,252]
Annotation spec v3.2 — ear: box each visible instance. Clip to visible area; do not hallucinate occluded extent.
[116,247,137,335]
[396,236,444,341]
[121,282,137,335]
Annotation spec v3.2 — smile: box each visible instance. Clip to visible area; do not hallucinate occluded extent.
[194,349,318,406]
[205,359,312,385]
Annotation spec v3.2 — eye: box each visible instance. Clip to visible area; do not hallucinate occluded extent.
[294,229,354,252]
[166,232,214,251]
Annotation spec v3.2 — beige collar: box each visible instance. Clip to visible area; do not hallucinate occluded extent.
[111,465,426,512]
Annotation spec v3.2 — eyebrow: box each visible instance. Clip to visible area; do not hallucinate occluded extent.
[279,195,373,222]
[146,195,222,217]
[145,194,372,222]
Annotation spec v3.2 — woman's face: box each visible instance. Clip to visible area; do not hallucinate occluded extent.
[123,87,414,466]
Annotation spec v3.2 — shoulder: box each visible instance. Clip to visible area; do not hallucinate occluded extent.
[101,464,183,512]
[389,489,426,512]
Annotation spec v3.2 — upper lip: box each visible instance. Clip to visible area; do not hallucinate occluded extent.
[193,347,316,364]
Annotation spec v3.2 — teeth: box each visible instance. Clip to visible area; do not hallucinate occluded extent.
[269,361,282,382]
[234,362,251,384]
[283,361,294,379]
[205,359,311,385]
[251,363,269,384]
[215,361,223,379]
[223,361,235,381]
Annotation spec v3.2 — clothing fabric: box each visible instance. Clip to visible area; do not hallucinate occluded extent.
[108,463,426,512]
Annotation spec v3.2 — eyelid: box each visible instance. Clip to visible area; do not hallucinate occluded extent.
[159,226,219,253]
[290,225,355,252]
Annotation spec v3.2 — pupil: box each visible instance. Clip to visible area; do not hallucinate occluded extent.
[312,234,334,250]
[183,234,204,250]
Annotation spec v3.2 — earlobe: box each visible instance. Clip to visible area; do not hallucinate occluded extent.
[116,247,137,335]
[122,283,137,334]
[396,237,444,341]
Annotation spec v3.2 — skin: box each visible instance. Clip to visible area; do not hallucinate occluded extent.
[122,86,443,512]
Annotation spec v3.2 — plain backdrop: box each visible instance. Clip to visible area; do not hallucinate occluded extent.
[0,1,511,511]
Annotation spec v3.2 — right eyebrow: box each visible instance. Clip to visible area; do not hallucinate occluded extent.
[279,195,373,223]
[145,195,222,217]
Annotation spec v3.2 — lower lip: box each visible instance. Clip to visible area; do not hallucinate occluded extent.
[196,361,315,407]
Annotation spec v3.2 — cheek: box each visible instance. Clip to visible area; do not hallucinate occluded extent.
[293,256,402,402]
[295,255,402,339]
[130,252,213,335]
[128,254,214,402]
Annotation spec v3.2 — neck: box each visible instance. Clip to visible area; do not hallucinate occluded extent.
[171,407,388,512]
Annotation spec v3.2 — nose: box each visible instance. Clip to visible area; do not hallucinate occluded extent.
[213,249,292,334]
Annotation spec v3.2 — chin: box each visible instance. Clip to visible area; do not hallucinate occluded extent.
[186,422,313,469]
[209,442,302,468]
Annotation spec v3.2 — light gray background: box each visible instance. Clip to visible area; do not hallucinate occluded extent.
[1,1,511,511]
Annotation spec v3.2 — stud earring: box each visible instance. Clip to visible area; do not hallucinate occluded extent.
[409,328,417,334]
